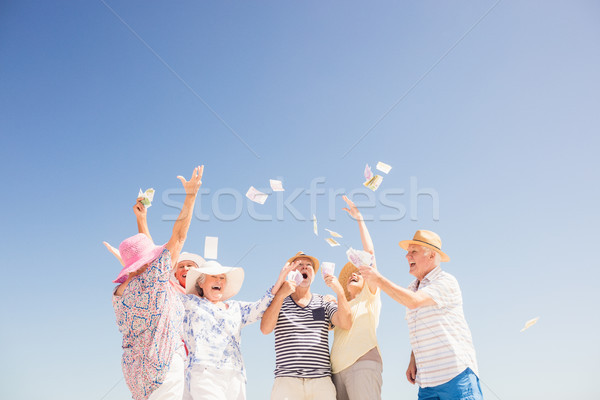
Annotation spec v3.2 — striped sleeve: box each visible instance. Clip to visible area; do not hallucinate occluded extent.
[421,273,462,308]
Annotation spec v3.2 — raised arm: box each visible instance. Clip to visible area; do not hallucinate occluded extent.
[133,198,152,242]
[261,262,298,334]
[342,195,374,254]
[358,266,436,309]
[324,274,352,330]
[165,165,204,266]
[343,195,377,294]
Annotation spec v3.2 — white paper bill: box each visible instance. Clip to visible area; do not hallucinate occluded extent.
[204,236,219,260]
[246,186,268,204]
[364,164,373,181]
[321,262,335,276]
[520,317,540,332]
[138,188,155,208]
[376,162,392,174]
[270,179,285,192]
[325,238,340,247]
[313,214,318,236]
[103,241,124,266]
[287,270,304,285]
[346,247,374,268]
[363,175,383,191]
[325,229,342,238]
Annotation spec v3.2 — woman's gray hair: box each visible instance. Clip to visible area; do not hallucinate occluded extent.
[194,273,206,297]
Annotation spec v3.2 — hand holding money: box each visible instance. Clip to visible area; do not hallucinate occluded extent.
[278,280,296,298]
[133,197,147,218]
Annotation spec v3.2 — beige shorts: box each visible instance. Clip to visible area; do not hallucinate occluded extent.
[271,376,336,400]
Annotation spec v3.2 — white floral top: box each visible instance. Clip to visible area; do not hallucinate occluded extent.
[180,289,274,382]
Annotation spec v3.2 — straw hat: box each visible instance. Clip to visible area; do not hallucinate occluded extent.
[287,251,320,273]
[113,233,166,283]
[338,262,359,301]
[398,230,450,262]
[185,260,245,300]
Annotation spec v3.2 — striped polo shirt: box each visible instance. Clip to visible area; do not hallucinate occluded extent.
[405,266,478,388]
[274,294,338,378]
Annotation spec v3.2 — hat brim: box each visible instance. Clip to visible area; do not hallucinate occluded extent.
[113,244,166,284]
[398,240,450,262]
[338,262,359,301]
[185,263,245,300]
[287,254,320,273]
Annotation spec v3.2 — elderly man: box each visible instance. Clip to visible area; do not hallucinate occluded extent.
[359,230,483,400]
[261,252,352,400]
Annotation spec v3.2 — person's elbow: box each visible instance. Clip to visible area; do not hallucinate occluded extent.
[260,320,274,335]
[336,313,353,330]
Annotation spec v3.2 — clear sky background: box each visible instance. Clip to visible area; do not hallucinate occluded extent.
[1,1,599,399]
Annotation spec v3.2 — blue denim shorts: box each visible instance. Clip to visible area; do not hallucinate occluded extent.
[418,368,483,400]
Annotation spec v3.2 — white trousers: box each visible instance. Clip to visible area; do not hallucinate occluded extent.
[147,351,185,400]
[187,365,246,400]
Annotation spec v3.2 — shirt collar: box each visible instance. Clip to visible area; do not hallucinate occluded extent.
[421,265,442,283]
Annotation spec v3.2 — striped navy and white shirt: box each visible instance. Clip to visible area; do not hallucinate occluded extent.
[274,294,338,378]
[405,266,478,388]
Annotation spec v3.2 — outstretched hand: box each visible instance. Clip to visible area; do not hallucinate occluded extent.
[342,195,362,220]
[177,165,204,196]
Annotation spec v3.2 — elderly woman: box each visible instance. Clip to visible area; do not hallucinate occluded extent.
[181,259,294,400]
[330,195,383,400]
[112,166,203,400]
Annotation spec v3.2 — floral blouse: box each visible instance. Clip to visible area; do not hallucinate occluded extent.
[112,249,185,400]
[180,289,274,382]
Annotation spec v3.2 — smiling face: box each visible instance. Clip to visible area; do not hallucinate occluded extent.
[346,270,364,300]
[293,257,315,287]
[199,274,227,303]
[175,260,198,287]
[405,244,437,281]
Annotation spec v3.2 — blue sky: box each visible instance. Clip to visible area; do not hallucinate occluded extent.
[1,1,599,399]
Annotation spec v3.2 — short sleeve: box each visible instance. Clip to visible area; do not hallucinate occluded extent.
[323,296,338,324]
[420,274,462,309]
[239,289,275,327]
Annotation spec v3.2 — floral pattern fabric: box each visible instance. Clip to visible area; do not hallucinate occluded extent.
[112,249,185,400]
[180,289,274,384]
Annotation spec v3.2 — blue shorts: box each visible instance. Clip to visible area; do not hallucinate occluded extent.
[418,368,483,400]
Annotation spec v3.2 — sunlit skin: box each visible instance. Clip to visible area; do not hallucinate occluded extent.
[346,271,365,300]
[292,257,315,288]
[406,244,436,281]
[199,274,228,304]
[174,260,198,287]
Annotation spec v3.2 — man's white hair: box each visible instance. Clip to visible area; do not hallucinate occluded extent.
[421,245,442,267]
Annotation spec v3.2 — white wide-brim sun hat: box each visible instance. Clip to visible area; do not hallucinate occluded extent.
[185,260,245,300]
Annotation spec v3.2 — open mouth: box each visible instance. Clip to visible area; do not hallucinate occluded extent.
[211,285,222,291]
[410,262,416,268]
[350,277,359,283]
[302,273,308,279]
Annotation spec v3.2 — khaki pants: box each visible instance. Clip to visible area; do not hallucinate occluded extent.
[332,360,383,400]
[271,376,336,400]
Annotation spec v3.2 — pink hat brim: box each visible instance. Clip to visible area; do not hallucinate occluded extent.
[113,244,167,284]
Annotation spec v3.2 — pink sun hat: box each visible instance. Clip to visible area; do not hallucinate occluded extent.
[113,233,166,283]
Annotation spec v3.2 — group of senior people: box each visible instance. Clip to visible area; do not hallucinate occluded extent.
[110,166,483,400]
